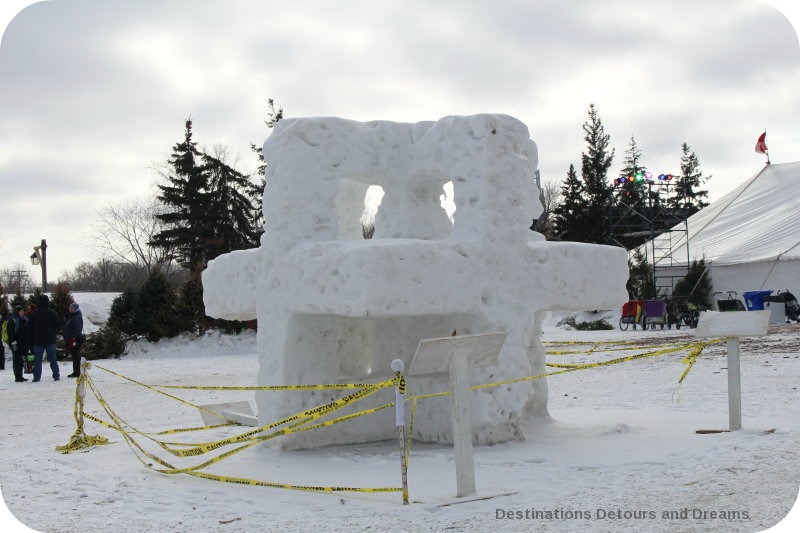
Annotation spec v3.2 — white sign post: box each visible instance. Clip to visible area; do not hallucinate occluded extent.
[391,359,409,505]
[408,332,508,497]
[694,311,770,431]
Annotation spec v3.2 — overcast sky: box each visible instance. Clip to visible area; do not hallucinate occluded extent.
[0,0,798,285]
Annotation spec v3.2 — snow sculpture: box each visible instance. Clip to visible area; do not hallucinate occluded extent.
[203,114,628,448]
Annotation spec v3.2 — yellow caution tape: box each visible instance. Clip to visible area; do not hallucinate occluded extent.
[90,363,240,423]
[56,373,109,454]
[55,432,110,454]
[81,374,393,459]
[546,343,683,355]
[677,344,707,384]
[82,367,392,457]
[544,342,696,369]
[74,367,404,494]
[543,339,647,346]
[152,383,373,391]
[68,337,725,497]
[185,471,401,493]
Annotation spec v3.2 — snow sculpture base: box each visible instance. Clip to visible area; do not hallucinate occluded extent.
[203,114,628,449]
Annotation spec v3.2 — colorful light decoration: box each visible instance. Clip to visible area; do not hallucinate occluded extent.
[615,172,675,186]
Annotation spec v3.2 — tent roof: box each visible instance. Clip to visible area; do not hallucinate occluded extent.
[654,161,800,267]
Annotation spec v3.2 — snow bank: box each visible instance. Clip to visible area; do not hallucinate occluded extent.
[71,292,118,330]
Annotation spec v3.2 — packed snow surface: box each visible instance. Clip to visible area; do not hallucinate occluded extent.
[1,315,799,532]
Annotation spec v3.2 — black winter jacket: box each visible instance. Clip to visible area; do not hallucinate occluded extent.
[9,316,31,353]
[28,295,59,346]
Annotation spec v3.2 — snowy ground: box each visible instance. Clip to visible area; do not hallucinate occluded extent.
[1,312,799,533]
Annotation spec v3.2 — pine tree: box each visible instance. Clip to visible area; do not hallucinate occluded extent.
[0,281,8,317]
[670,143,710,215]
[175,274,206,336]
[202,151,261,254]
[49,281,75,333]
[11,292,27,312]
[107,288,137,335]
[552,164,588,241]
[249,98,284,233]
[27,288,43,309]
[627,249,658,300]
[151,119,213,276]
[611,136,655,250]
[615,136,649,209]
[579,104,615,244]
[672,258,712,308]
[129,271,179,342]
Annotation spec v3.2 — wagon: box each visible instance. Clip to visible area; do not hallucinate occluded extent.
[619,300,645,330]
[642,299,668,330]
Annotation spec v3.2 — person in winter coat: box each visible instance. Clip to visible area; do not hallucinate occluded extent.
[64,302,85,378]
[28,294,60,382]
[0,311,7,371]
[9,306,30,382]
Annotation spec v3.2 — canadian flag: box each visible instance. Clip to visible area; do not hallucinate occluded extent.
[755,132,768,154]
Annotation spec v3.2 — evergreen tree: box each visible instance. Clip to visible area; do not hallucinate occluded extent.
[107,288,137,335]
[579,103,615,244]
[202,152,261,255]
[129,271,179,342]
[27,288,43,309]
[627,249,658,300]
[151,119,213,276]
[670,143,710,215]
[615,136,649,209]
[249,98,284,233]
[175,274,206,335]
[611,136,657,250]
[552,164,588,241]
[672,258,712,308]
[0,281,8,316]
[11,292,27,312]
[49,281,75,334]
[81,324,126,360]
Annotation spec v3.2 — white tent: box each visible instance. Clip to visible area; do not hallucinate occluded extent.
[652,161,800,302]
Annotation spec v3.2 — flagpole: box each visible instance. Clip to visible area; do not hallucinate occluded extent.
[765,128,770,164]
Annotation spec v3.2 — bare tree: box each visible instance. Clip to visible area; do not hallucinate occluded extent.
[59,259,161,291]
[534,178,562,240]
[90,197,181,277]
[0,265,33,294]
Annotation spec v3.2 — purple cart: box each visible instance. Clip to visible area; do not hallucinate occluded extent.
[643,300,667,330]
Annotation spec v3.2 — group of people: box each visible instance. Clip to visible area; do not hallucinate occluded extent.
[1,295,85,382]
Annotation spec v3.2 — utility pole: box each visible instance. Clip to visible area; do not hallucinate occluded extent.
[11,270,26,294]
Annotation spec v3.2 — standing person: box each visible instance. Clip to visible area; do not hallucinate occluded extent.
[28,294,60,382]
[64,302,85,378]
[0,310,7,371]
[9,306,30,382]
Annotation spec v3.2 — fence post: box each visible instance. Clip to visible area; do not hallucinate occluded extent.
[73,362,89,439]
[726,338,742,430]
[391,359,409,505]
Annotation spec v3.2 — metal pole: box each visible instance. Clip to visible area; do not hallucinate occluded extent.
[40,239,48,292]
[391,359,409,505]
[77,374,86,436]
[450,353,476,497]
[726,338,742,430]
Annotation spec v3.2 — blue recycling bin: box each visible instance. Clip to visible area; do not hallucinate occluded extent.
[743,290,773,311]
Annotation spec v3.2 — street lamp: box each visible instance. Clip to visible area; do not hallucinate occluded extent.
[30,238,47,292]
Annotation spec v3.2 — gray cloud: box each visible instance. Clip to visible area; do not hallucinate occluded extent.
[0,0,798,278]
